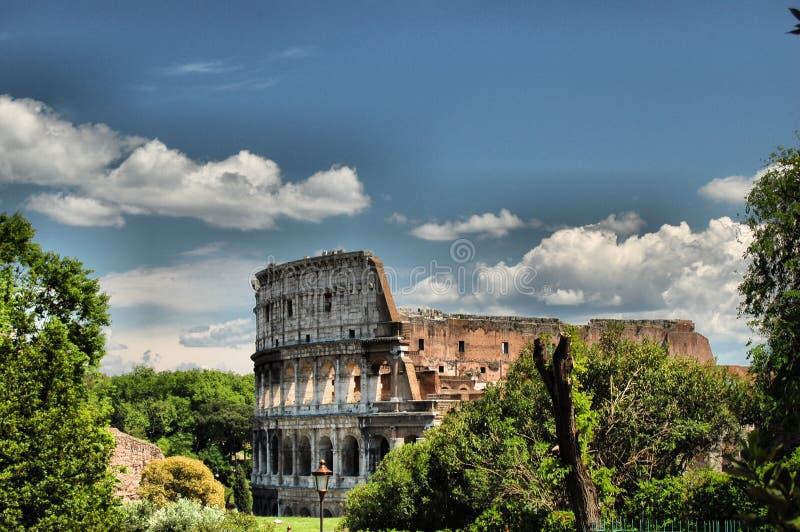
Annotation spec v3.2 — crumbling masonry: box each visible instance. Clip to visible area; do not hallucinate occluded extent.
[250,251,714,517]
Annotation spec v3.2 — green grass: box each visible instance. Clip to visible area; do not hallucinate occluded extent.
[257,515,343,532]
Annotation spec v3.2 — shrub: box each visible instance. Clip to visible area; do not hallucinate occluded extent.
[147,498,225,532]
[139,456,225,508]
[542,510,575,532]
[120,500,155,532]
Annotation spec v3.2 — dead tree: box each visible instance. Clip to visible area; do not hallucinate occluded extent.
[534,336,600,530]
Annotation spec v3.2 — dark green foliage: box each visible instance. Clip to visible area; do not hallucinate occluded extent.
[623,470,757,522]
[0,212,120,530]
[585,327,748,494]
[233,464,253,514]
[739,140,800,445]
[94,366,254,485]
[728,430,800,530]
[344,332,749,531]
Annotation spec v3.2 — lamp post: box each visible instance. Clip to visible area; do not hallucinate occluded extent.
[312,459,333,532]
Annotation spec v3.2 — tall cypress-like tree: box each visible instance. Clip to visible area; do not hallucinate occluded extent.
[0,212,119,530]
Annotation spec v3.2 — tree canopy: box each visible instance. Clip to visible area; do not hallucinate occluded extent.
[740,140,800,445]
[343,329,752,531]
[92,366,254,485]
[0,212,119,530]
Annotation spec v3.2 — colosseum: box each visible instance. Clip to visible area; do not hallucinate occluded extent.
[250,250,714,517]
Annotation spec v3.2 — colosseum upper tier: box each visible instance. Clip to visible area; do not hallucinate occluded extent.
[250,250,714,517]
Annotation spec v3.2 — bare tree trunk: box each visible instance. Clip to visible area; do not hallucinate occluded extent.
[534,336,600,530]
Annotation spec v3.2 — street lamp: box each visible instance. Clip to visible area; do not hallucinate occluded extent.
[312,459,333,532]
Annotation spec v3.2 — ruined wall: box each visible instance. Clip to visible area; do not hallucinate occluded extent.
[583,319,714,363]
[401,310,563,385]
[109,428,164,501]
[401,310,716,396]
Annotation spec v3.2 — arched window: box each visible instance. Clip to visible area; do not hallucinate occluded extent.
[345,359,361,403]
[282,435,294,475]
[370,435,390,473]
[270,434,279,474]
[341,435,360,476]
[319,362,335,404]
[298,436,311,475]
[283,364,296,406]
[299,363,314,404]
[318,436,333,471]
[371,360,392,401]
[270,370,281,408]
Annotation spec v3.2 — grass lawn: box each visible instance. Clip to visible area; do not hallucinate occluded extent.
[257,515,343,532]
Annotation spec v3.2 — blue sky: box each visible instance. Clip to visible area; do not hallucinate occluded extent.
[1,1,797,373]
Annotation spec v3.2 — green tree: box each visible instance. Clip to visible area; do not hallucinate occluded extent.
[233,464,253,514]
[0,212,119,530]
[740,140,800,445]
[344,332,748,531]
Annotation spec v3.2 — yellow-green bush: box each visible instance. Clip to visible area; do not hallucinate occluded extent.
[139,456,225,508]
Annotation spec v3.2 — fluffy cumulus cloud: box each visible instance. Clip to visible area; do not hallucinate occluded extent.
[398,215,753,363]
[0,95,370,229]
[587,211,646,237]
[410,208,526,240]
[699,167,773,204]
[179,318,254,348]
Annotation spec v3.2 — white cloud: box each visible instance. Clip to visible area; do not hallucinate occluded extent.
[268,47,314,61]
[698,167,777,204]
[386,212,409,225]
[100,257,258,313]
[212,78,278,91]
[699,175,755,204]
[179,318,254,348]
[588,211,646,237]
[398,214,753,363]
[163,61,239,74]
[544,288,585,306]
[0,95,370,229]
[410,209,526,240]
[26,193,125,227]
[181,241,226,257]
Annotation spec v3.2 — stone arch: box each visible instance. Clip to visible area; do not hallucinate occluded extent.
[299,363,314,404]
[270,368,281,408]
[283,505,294,517]
[323,509,333,518]
[260,430,268,473]
[270,434,279,474]
[318,436,333,471]
[370,358,392,402]
[298,435,311,475]
[299,507,311,517]
[459,384,469,392]
[370,435,390,473]
[345,358,361,403]
[318,361,335,404]
[341,435,360,476]
[283,364,296,406]
[282,435,294,475]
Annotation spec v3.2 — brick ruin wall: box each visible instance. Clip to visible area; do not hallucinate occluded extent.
[401,310,715,392]
[109,427,165,501]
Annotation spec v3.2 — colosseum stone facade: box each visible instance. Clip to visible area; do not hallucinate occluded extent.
[250,250,714,517]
